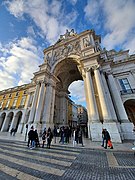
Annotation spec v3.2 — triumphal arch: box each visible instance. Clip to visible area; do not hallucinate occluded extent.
[21,29,134,142]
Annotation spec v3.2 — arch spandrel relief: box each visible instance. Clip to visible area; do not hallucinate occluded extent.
[44,29,97,68]
[45,41,82,67]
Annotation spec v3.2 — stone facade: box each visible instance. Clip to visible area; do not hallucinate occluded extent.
[0,29,135,142]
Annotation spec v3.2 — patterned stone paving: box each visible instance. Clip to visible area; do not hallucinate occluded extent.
[0,140,135,180]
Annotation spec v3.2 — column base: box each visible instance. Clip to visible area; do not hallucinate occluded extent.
[89,122,122,143]
[120,122,134,140]
[17,123,24,133]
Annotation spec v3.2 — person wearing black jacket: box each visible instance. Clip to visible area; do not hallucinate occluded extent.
[104,129,110,149]
[27,126,36,149]
[46,128,53,149]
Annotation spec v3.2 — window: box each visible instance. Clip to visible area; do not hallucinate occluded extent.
[3,95,5,99]
[9,94,12,98]
[119,78,131,92]
[12,99,17,107]
[20,97,26,106]
[5,100,10,108]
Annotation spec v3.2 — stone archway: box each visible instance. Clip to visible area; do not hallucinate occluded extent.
[9,111,23,133]
[28,29,132,142]
[52,58,83,127]
[124,99,135,125]
[0,112,6,131]
[1,112,14,132]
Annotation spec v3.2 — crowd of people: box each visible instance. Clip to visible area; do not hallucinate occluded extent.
[27,125,84,149]
[26,124,116,150]
[27,126,53,149]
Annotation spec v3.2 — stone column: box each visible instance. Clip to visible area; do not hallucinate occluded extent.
[59,92,68,126]
[34,81,46,125]
[94,66,112,122]
[42,84,53,130]
[85,68,99,122]
[0,117,4,131]
[82,72,90,118]
[107,73,129,122]
[49,87,56,125]
[28,82,40,124]
[101,73,117,121]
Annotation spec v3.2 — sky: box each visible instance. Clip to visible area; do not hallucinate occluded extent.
[0,0,135,108]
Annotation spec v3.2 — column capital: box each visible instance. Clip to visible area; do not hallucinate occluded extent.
[40,80,48,86]
[35,80,40,85]
[91,64,100,70]
[84,67,92,72]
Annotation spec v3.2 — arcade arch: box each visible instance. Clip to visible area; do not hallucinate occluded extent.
[1,112,14,132]
[0,112,6,130]
[13,111,23,131]
[124,99,135,125]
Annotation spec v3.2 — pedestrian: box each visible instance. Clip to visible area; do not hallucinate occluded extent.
[42,128,46,148]
[46,128,53,149]
[13,128,17,136]
[59,126,65,144]
[78,128,84,147]
[53,126,57,143]
[27,126,36,149]
[35,129,40,147]
[104,129,113,149]
[10,128,14,136]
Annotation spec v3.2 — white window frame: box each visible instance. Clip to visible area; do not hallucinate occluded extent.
[5,100,10,108]
[20,96,26,106]
[12,99,17,107]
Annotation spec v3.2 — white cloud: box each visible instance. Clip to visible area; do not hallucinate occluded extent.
[27,26,36,38]
[102,0,135,50]
[84,0,135,52]
[69,80,86,105]
[123,36,135,54]
[5,0,25,18]
[0,70,15,90]
[5,0,78,44]
[0,37,42,91]
[84,0,102,25]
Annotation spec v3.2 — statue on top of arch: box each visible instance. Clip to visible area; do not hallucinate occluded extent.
[56,29,77,43]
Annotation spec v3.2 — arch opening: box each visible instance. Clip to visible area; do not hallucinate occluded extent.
[0,112,6,130]
[124,99,135,125]
[52,57,88,130]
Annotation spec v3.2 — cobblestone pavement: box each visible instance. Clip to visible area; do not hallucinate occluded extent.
[0,139,135,180]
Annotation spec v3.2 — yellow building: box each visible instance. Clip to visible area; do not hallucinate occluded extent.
[0,84,29,133]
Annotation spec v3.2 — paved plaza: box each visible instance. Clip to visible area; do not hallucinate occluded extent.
[0,135,135,180]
